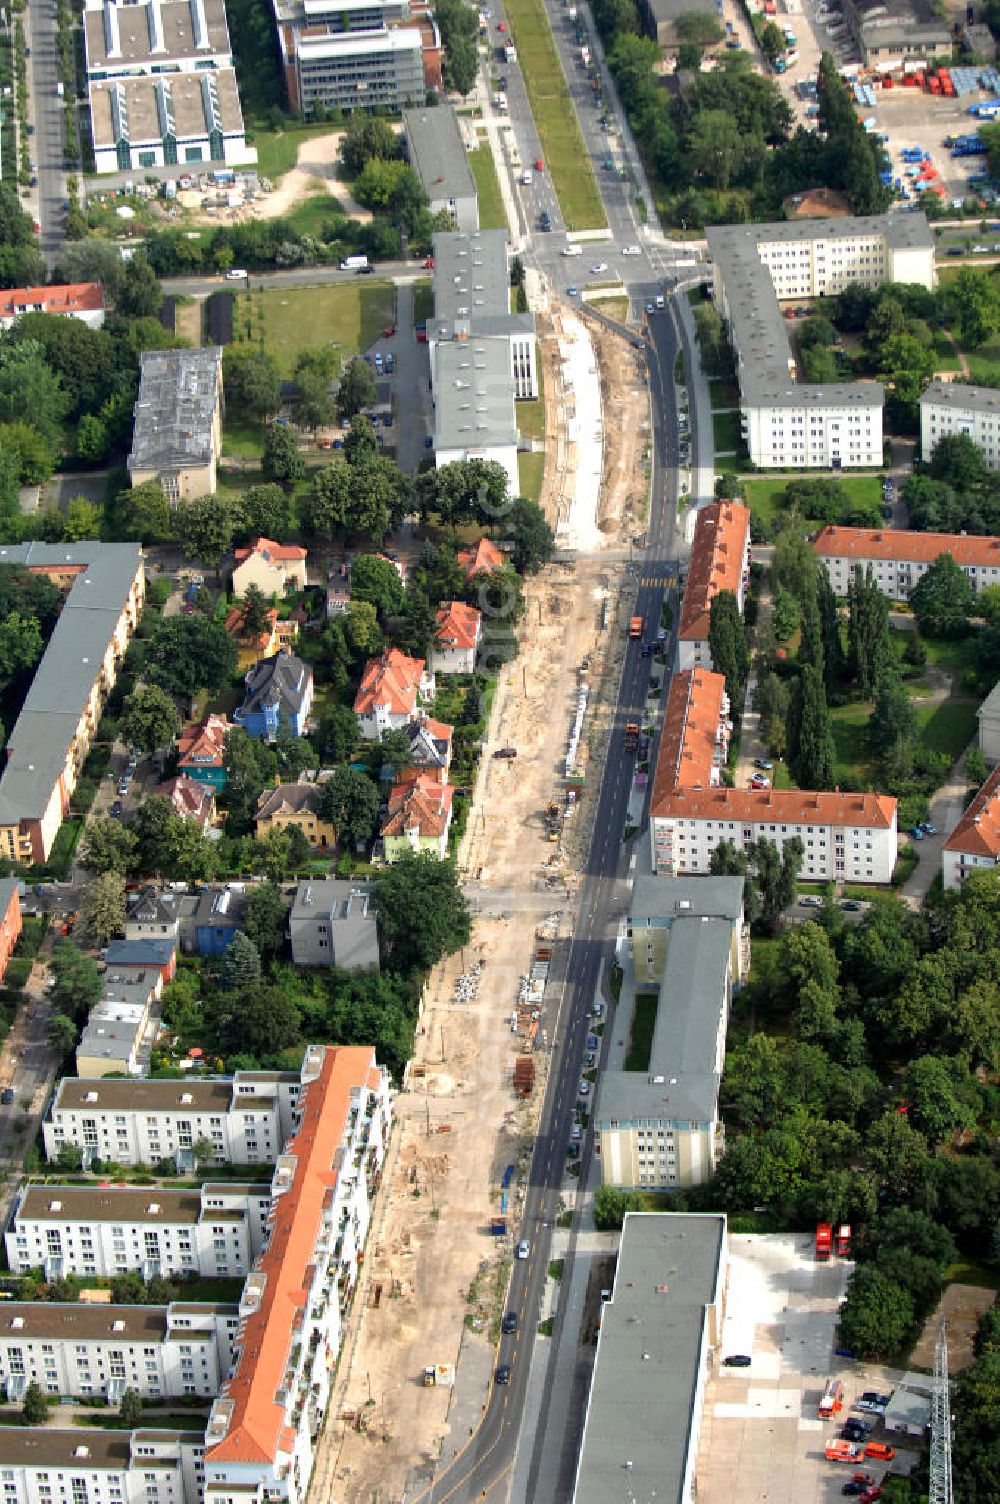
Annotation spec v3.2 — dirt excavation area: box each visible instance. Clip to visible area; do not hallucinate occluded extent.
[312,315,651,1502]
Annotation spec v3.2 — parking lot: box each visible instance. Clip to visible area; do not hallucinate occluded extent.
[696,1234,920,1503]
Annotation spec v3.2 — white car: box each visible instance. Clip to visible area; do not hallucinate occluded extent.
[621,244,642,256]
[226,268,248,281]
[590,261,608,273]
[516,1240,530,1259]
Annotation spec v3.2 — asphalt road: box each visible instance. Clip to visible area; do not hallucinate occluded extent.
[26,0,68,266]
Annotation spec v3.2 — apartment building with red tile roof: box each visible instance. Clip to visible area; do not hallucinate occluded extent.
[813,524,1000,598]
[203,1044,391,1504]
[942,765,1000,890]
[431,600,482,674]
[353,648,431,740]
[676,502,751,672]
[649,670,731,815]
[650,786,898,884]
[0,282,105,330]
[457,537,504,580]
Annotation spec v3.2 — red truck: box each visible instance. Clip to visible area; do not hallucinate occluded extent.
[629,615,643,640]
[624,722,639,752]
[835,1224,852,1256]
[816,1223,833,1261]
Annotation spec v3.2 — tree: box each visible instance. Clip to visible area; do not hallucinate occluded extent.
[375,851,472,972]
[294,350,335,433]
[507,498,554,574]
[910,551,974,636]
[318,703,359,763]
[235,483,292,543]
[219,930,262,991]
[337,357,377,422]
[79,817,138,875]
[50,941,102,1022]
[318,767,381,847]
[0,341,69,441]
[206,981,302,1060]
[838,1267,916,1361]
[77,871,127,949]
[0,610,43,693]
[343,414,379,467]
[303,460,352,539]
[65,495,105,541]
[759,18,785,59]
[847,565,891,700]
[350,553,406,617]
[173,493,234,571]
[816,568,844,689]
[223,344,282,420]
[947,267,1000,348]
[868,672,916,762]
[48,1012,78,1055]
[340,116,400,176]
[116,479,173,544]
[692,302,733,376]
[242,881,288,963]
[21,1383,50,1426]
[788,666,835,789]
[904,1053,979,1147]
[929,431,988,489]
[119,683,181,756]
[240,583,271,639]
[749,836,803,932]
[131,796,186,876]
[222,728,277,834]
[119,1389,143,1428]
[144,615,237,698]
[262,423,305,485]
[593,1184,645,1229]
[708,590,748,707]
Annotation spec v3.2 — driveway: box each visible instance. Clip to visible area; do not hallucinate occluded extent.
[900,750,970,905]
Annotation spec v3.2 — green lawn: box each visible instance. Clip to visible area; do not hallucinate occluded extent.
[964,336,1000,384]
[741,472,883,531]
[830,706,872,783]
[251,125,339,184]
[590,295,629,323]
[221,416,265,460]
[708,376,740,406]
[625,993,658,1072]
[238,283,396,378]
[517,361,545,441]
[518,450,544,502]
[412,278,433,326]
[712,408,743,454]
[283,191,351,238]
[502,0,606,230]
[469,144,507,231]
[913,697,979,759]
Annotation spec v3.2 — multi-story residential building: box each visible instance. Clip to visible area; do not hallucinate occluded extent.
[0,1429,205,1504]
[572,1212,727,1504]
[0,543,145,864]
[5,1182,271,1281]
[125,888,184,945]
[649,670,731,827]
[596,878,746,1191]
[0,283,105,330]
[43,1071,306,1170]
[288,881,379,970]
[103,940,176,986]
[177,713,230,791]
[0,879,22,987]
[202,1045,391,1504]
[405,715,453,783]
[402,105,478,230]
[942,765,1000,890]
[255,776,336,850]
[353,647,432,739]
[231,538,308,599]
[183,886,250,958]
[76,967,162,1080]
[0,1301,239,1402]
[649,786,899,883]
[380,770,454,860]
[978,680,1000,764]
[158,776,215,828]
[706,214,935,468]
[128,349,224,502]
[676,502,751,672]
[234,653,313,741]
[921,380,1000,469]
[431,601,481,674]
[813,524,1000,598]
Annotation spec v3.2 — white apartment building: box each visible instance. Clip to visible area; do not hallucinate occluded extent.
[0,1301,238,1403]
[43,1074,302,1171]
[649,787,899,883]
[0,1430,204,1504]
[429,231,538,399]
[813,524,1000,598]
[5,1183,271,1282]
[942,765,1000,890]
[676,502,751,672]
[921,380,1000,469]
[596,877,746,1191]
[706,213,935,469]
[203,1045,391,1504]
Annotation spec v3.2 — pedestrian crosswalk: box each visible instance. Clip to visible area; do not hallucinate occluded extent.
[640,575,673,588]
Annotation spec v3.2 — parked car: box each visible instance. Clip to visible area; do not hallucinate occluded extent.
[841,899,862,912]
[579,1079,590,1096]
[1,1089,14,1106]
[493,747,518,759]
[864,1443,895,1462]
[921,821,937,835]
[911,826,925,840]
[754,758,773,770]
[722,1353,751,1367]
[798,895,823,907]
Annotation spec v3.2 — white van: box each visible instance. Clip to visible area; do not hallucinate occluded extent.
[562,243,582,256]
[226,267,248,281]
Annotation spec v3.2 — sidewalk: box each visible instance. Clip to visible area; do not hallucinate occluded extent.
[736,545,774,788]
[900,750,970,907]
[673,293,715,508]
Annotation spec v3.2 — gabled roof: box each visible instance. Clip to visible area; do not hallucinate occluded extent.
[159,775,214,825]
[353,648,425,718]
[813,524,1000,568]
[650,669,729,811]
[225,605,278,652]
[255,781,323,821]
[406,716,453,768]
[0,282,104,319]
[651,786,897,828]
[178,712,230,769]
[678,501,751,642]
[435,600,481,652]
[240,653,312,718]
[103,939,175,968]
[234,537,308,566]
[944,765,1000,858]
[204,1046,379,1467]
[456,537,504,579]
[381,771,454,839]
[127,886,181,926]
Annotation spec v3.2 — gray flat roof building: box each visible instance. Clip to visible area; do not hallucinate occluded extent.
[289,880,380,970]
[572,1212,727,1504]
[842,0,949,61]
[403,107,478,231]
[431,229,510,327]
[83,0,232,75]
[434,339,518,453]
[128,346,223,483]
[922,379,1000,416]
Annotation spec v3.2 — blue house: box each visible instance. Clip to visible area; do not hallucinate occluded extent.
[187,886,251,958]
[233,653,314,742]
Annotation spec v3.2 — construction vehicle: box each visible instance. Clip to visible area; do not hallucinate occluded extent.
[489,1215,508,1237]
[423,1364,456,1388]
[818,1378,844,1418]
[513,1056,535,1097]
[624,722,639,752]
[545,801,561,840]
[835,1223,853,1256]
[816,1222,833,1261]
[629,614,643,639]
